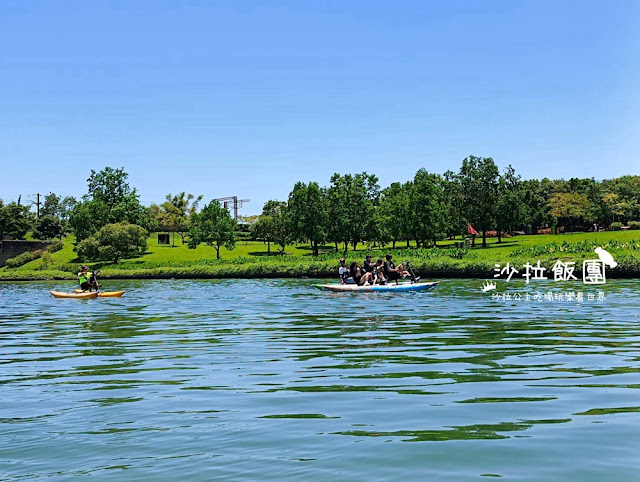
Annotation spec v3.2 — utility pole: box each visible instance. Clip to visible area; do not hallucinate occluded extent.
[32,193,41,218]
[214,196,250,221]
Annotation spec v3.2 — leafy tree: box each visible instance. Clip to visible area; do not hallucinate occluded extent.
[377,183,403,249]
[602,192,624,225]
[0,200,34,240]
[33,215,65,240]
[268,202,290,255]
[41,192,76,218]
[604,175,640,223]
[549,192,589,232]
[521,178,554,234]
[458,155,500,247]
[324,180,350,252]
[409,169,446,247]
[441,170,465,239]
[151,192,202,246]
[188,200,237,259]
[495,166,525,242]
[69,167,150,241]
[252,200,289,254]
[75,222,148,263]
[69,201,101,242]
[41,193,63,218]
[252,214,276,253]
[164,192,202,245]
[324,172,379,251]
[148,203,164,232]
[37,192,74,239]
[287,181,326,256]
[158,203,183,246]
[375,181,415,248]
[579,178,607,225]
[61,196,77,218]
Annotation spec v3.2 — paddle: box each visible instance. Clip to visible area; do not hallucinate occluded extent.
[90,270,102,292]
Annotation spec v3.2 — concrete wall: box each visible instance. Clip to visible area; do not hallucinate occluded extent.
[0,240,52,267]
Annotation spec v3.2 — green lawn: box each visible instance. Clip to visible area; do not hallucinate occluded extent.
[2,230,639,280]
[436,230,640,254]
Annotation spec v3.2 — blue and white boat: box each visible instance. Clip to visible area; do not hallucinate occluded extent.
[318,281,439,292]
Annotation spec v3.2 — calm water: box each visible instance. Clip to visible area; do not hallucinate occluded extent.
[1,279,639,481]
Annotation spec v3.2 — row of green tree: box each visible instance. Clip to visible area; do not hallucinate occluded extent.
[68,168,237,261]
[0,194,75,241]
[2,160,639,261]
[251,156,640,252]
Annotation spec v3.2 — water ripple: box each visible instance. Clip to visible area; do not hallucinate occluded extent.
[1,279,639,481]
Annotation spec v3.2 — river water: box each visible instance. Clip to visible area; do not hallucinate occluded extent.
[1,279,639,481]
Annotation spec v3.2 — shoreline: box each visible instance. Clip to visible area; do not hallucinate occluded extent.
[2,268,639,282]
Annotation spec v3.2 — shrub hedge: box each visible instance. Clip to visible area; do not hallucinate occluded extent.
[4,242,63,269]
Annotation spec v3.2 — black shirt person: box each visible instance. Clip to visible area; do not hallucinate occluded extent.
[350,261,374,286]
[383,254,414,282]
[363,255,375,273]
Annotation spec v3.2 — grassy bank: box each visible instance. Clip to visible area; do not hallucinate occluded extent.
[1,231,640,281]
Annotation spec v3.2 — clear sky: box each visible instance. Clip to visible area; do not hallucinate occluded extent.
[1,0,638,215]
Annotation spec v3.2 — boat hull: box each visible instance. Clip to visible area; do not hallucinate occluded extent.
[51,290,98,299]
[97,290,125,298]
[74,290,125,298]
[318,281,439,292]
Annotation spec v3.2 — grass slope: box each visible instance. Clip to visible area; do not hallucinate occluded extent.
[1,231,639,280]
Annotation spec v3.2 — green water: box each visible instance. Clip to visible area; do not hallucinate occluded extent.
[1,279,639,480]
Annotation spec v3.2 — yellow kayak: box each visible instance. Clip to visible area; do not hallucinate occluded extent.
[75,290,125,298]
[51,290,98,299]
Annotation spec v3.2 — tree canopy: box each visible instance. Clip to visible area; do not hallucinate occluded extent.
[151,192,202,246]
[188,200,237,259]
[12,162,639,257]
[252,200,289,254]
[69,167,149,241]
[75,222,148,263]
[286,182,327,256]
[0,201,33,240]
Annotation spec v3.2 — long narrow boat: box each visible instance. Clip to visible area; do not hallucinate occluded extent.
[51,290,99,299]
[75,290,125,298]
[318,281,439,292]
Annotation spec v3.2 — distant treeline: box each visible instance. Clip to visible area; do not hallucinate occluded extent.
[1,157,639,260]
[250,155,640,253]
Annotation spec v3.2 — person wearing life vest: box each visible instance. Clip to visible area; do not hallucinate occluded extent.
[78,266,100,291]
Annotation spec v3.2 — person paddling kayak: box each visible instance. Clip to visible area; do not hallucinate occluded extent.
[78,266,100,292]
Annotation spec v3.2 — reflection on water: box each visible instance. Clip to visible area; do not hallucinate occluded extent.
[1,279,639,481]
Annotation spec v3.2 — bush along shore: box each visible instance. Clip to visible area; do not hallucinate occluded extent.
[2,236,640,281]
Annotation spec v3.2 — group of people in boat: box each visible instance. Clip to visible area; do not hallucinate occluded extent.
[338,254,420,286]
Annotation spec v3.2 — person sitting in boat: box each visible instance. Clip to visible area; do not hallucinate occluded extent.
[363,254,375,274]
[363,255,385,285]
[78,266,92,291]
[78,266,100,291]
[374,258,387,285]
[350,261,374,286]
[383,254,418,283]
[339,258,353,284]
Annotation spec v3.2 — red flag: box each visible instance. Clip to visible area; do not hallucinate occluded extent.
[468,224,478,235]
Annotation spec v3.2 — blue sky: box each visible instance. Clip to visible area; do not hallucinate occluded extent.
[1,0,638,215]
